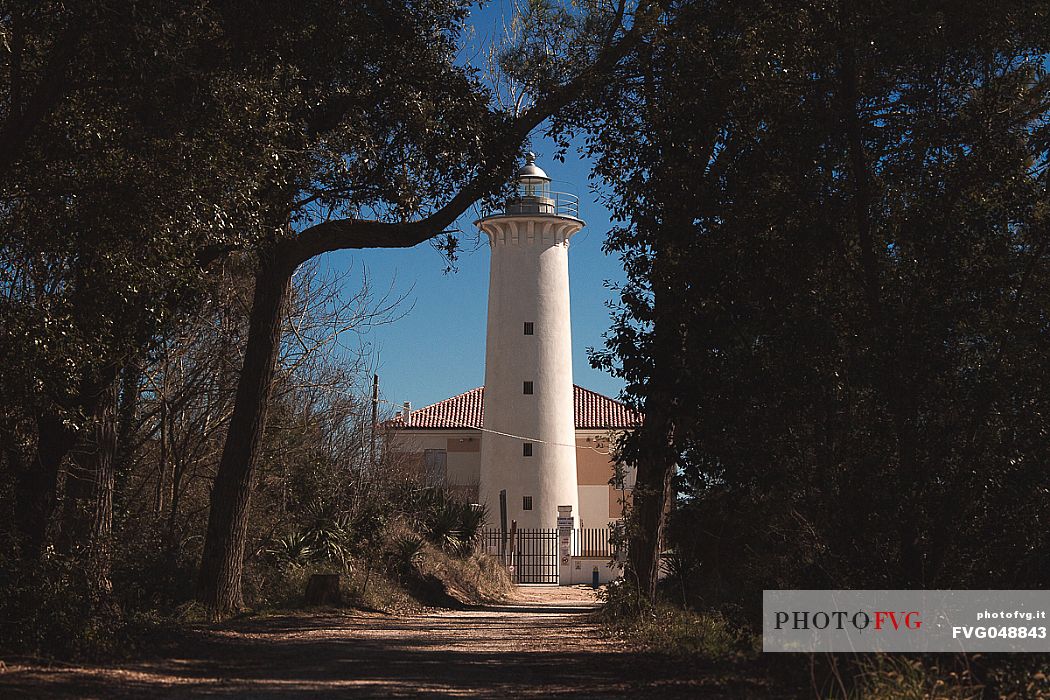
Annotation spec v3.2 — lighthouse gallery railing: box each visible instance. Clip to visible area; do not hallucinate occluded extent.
[479,186,580,219]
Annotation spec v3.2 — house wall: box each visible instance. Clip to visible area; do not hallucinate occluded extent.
[575,431,630,528]
[389,430,482,504]
[568,556,625,586]
[388,428,633,528]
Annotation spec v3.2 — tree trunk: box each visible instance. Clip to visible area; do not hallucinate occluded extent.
[838,38,926,586]
[88,380,118,595]
[155,395,168,515]
[52,380,118,595]
[626,236,683,603]
[304,573,342,606]
[626,325,680,602]
[626,411,676,603]
[115,362,141,472]
[57,441,94,555]
[168,444,186,541]
[14,412,77,559]
[196,250,290,617]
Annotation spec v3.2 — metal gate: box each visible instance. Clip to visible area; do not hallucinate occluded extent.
[513,528,558,584]
[479,528,559,584]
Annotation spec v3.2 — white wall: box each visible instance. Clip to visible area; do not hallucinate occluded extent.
[568,557,625,585]
[477,214,584,529]
[577,485,611,529]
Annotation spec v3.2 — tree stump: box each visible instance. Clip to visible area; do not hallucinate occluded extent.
[304,573,342,606]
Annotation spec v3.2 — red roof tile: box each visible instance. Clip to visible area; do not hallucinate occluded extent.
[386,385,642,430]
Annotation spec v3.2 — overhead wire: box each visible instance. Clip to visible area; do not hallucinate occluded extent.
[374,394,620,455]
[280,371,623,454]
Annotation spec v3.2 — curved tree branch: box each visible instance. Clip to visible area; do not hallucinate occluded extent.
[283,1,659,270]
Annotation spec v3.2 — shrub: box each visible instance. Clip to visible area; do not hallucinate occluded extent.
[599,578,756,660]
[389,535,425,578]
[108,527,198,613]
[268,531,315,568]
[0,552,128,660]
[400,486,487,557]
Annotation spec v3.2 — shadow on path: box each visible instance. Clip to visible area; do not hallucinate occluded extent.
[0,588,786,698]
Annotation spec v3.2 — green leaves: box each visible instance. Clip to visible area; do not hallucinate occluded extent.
[404,486,487,557]
[586,0,1050,604]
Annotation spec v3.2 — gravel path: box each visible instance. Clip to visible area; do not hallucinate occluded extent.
[0,586,779,698]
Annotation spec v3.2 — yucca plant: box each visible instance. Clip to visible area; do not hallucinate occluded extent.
[455,503,487,556]
[298,502,355,572]
[268,532,314,568]
[422,500,488,556]
[389,536,425,577]
[305,518,354,572]
[424,500,464,553]
[405,487,447,527]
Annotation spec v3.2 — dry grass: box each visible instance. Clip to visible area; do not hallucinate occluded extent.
[825,656,983,700]
[825,655,1050,700]
[414,543,514,606]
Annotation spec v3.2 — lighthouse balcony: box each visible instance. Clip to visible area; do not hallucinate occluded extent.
[484,185,580,219]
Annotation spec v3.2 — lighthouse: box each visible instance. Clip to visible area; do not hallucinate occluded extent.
[474,154,584,530]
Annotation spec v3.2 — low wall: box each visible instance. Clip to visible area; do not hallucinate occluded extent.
[566,556,624,586]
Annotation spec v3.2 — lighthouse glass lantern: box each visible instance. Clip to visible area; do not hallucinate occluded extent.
[507,152,555,215]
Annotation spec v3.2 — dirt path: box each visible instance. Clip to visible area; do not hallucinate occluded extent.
[0,586,778,698]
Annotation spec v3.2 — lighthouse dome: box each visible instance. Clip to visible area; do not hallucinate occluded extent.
[516,152,550,183]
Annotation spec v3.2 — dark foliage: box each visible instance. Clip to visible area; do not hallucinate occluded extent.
[579,0,1050,611]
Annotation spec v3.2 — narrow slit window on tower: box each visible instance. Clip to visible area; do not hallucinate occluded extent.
[523,381,534,395]
[523,442,533,457]
[523,321,534,335]
[522,496,533,511]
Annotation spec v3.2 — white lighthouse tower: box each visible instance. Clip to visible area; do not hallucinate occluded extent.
[475,154,584,530]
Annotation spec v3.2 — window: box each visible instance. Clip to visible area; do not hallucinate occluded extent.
[523,442,533,457]
[523,381,534,395]
[522,496,533,511]
[423,449,447,486]
[523,321,534,335]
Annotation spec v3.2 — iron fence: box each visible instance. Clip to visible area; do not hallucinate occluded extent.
[572,528,614,558]
[478,527,618,584]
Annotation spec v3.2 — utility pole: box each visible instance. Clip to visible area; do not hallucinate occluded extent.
[370,373,379,470]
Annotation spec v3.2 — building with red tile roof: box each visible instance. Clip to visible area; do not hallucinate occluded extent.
[385,385,641,431]
[385,384,641,530]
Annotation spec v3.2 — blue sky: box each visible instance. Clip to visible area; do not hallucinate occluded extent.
[317,2,627,413]
[319,146,626,413]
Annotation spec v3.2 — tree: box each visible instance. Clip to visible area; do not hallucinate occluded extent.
[0,1,285,576]
[583,0,1050,603]
[571,0,779,600]
[193,0,659,616]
